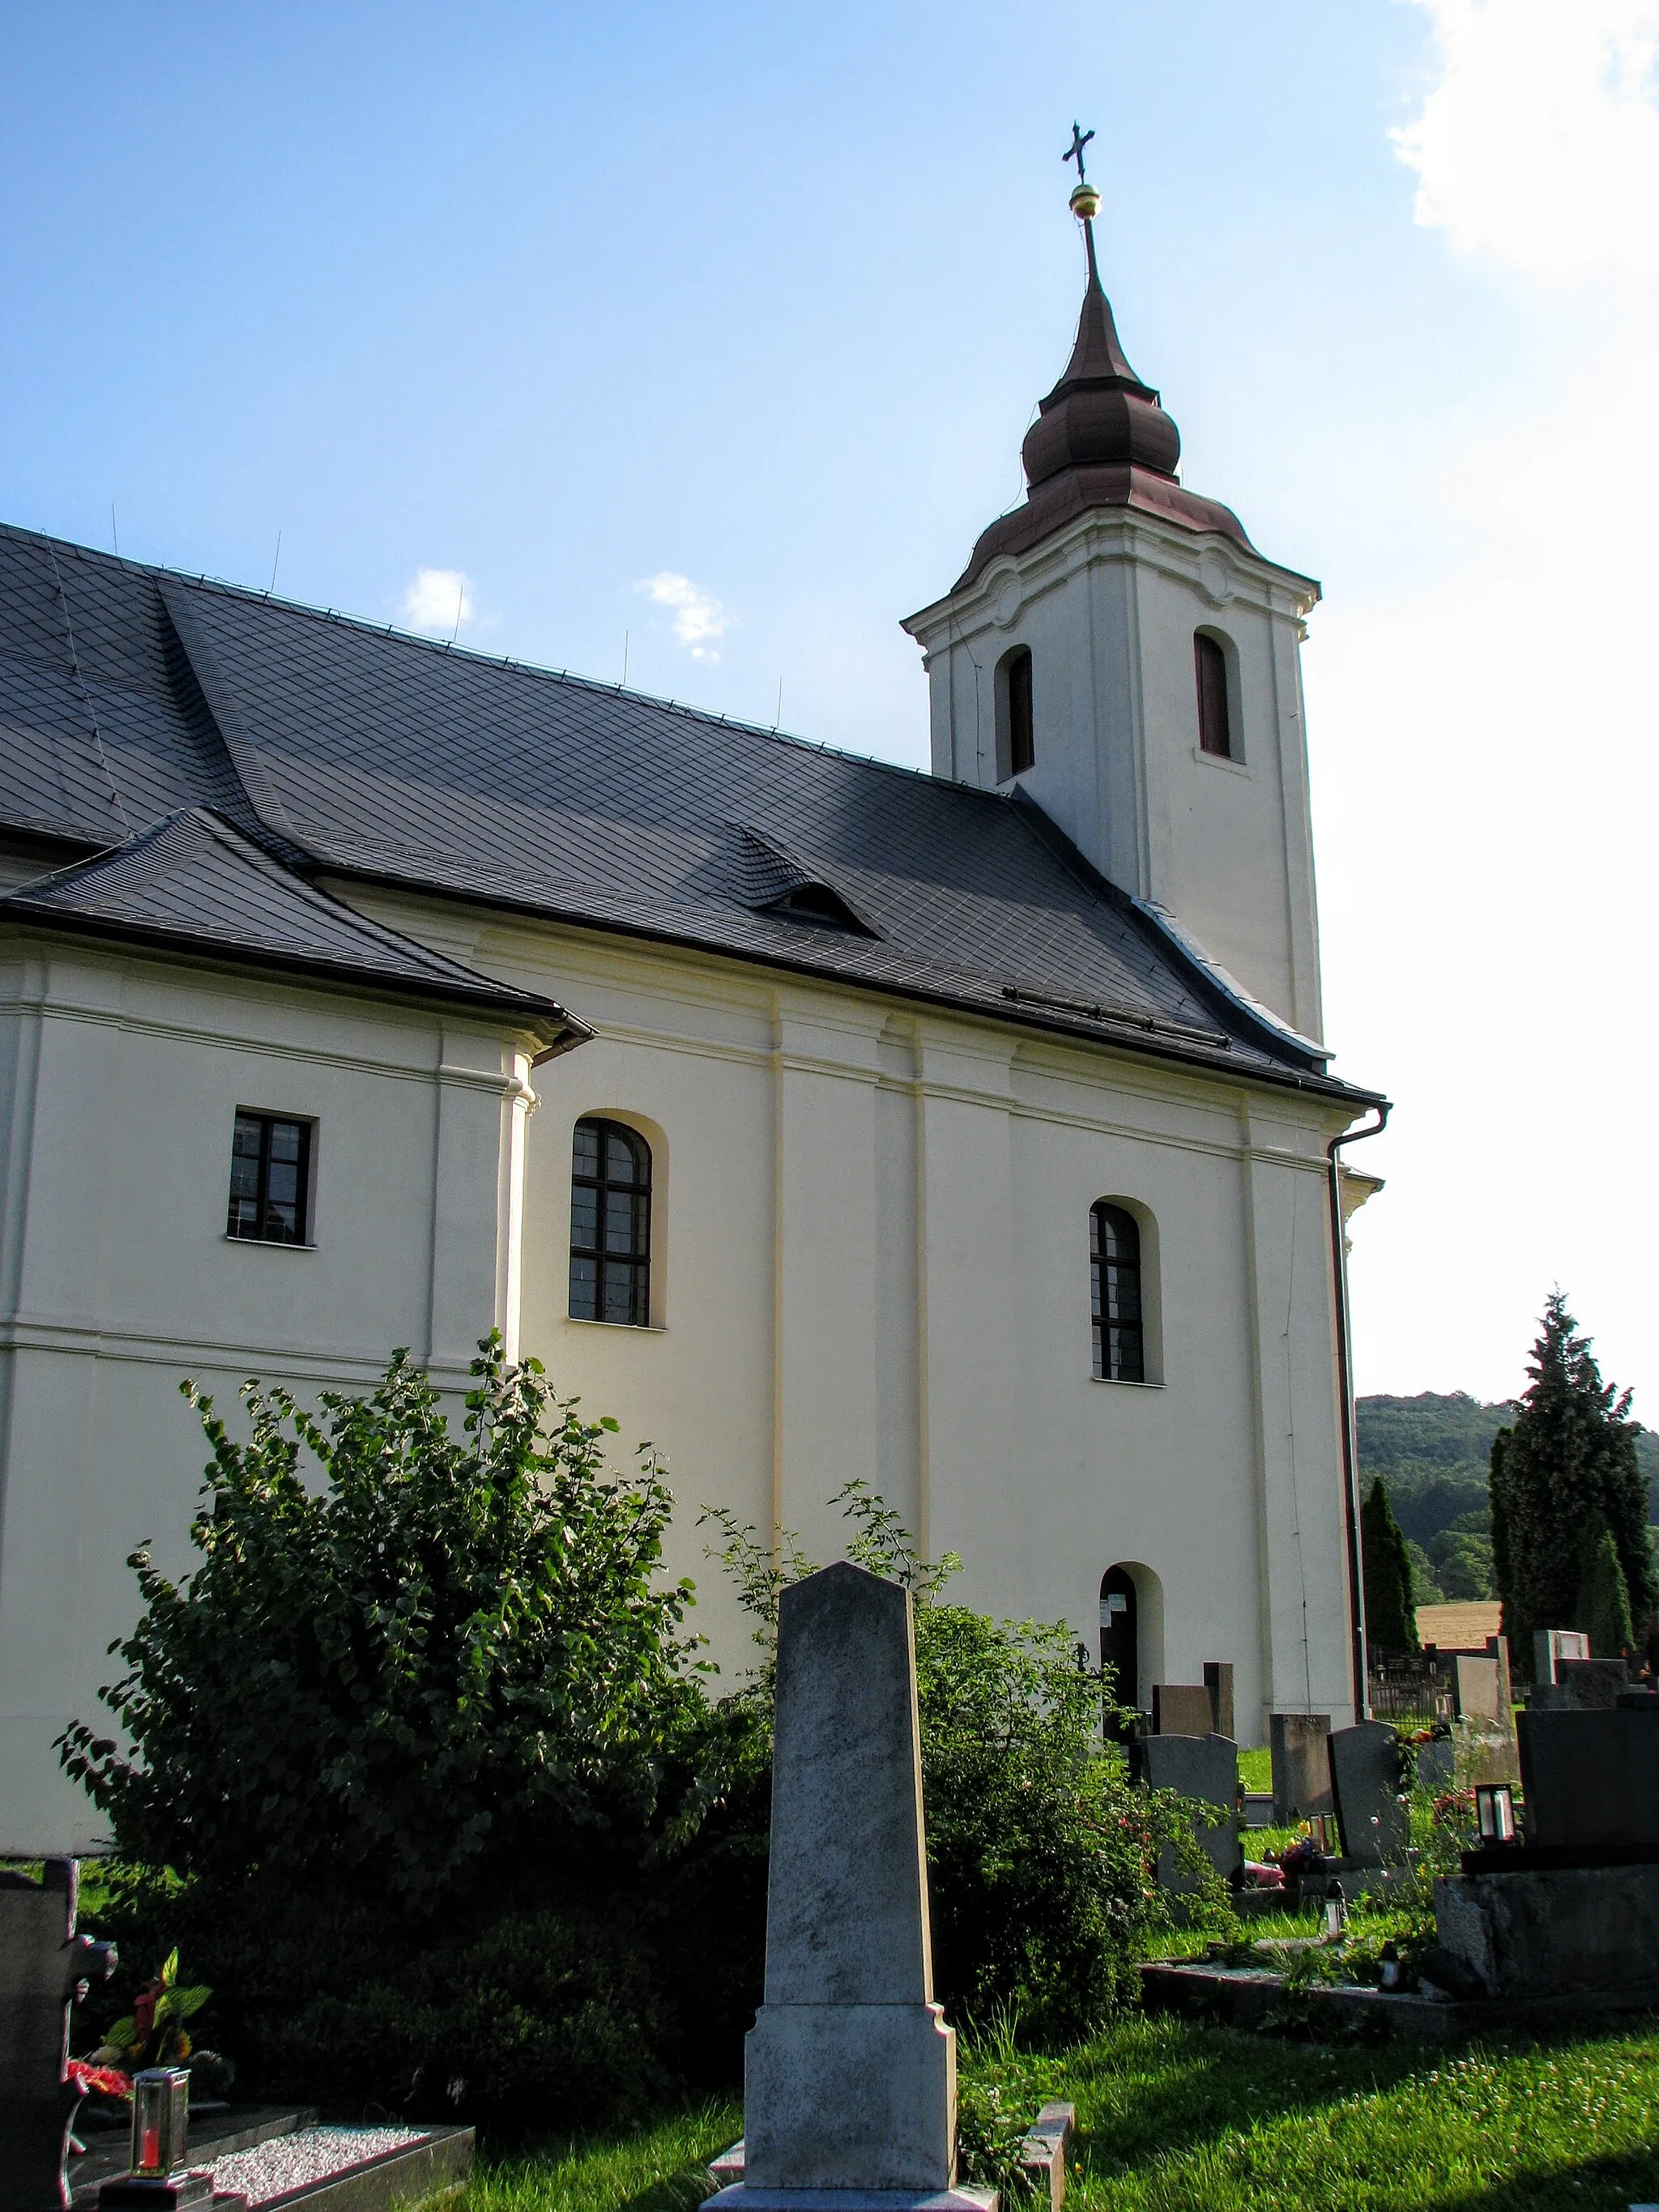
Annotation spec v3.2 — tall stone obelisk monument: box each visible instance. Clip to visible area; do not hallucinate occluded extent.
[705,1560,992,2211]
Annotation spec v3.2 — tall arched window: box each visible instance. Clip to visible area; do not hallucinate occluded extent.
[569,1117,652,1326]
[1090,1201,1145,1382]
[995,646,1034,780]
[1194,631,1232,758]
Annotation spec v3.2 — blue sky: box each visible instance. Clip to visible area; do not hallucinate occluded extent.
[4,2,1657,1411]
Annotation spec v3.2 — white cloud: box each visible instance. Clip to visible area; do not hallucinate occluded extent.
[1392,0,1659,278]
[1320,3,1659,1409]
[641,570,726,660]
[400,567,476,636]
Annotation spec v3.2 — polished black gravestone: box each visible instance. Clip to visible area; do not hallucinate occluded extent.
[1519,1705,1659,1849]
[0,1860,117,2212]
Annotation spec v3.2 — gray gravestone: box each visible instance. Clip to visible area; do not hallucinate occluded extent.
[1415,1738,1456,1792]
[0,1860,117,2212]
[1486,1635,1514,1716]
[1151,1684,1213,1737]
[1270,1712,1333,1822]
[1203,1662,1235,1741]
[1527,1659,1627,1713]
[1518,1706,1659,1848]
[1452,1656,1503,1725]
[1138,1733,1242,1890]
[1533,1629,1590,1684]
[710,1562,989,2212]
[1327,1720,1410,1865]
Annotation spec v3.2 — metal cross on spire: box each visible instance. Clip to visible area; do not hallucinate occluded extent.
[1063,121,1094,185]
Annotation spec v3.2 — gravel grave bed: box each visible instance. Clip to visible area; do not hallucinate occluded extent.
[207,2127,427,2205]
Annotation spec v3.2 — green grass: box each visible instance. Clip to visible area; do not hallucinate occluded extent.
[1056,2015,1659,2210]
[1238,1747,1273,1792]
[463,2100,739,2212]
[457,2018,1659,2212]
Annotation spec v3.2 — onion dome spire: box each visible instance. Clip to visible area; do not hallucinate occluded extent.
[950,127,1252,593]
[1023,130,1181,488]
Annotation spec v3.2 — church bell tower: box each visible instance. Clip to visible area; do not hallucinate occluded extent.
[902,139,1326,1045]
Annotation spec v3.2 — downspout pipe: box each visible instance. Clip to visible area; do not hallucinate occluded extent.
[1328,1102,1390,1720]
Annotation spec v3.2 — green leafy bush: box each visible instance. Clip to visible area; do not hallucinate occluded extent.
[705,1483,1206,2044]
[62,1337,710,1911]
[64,1340,763,2129]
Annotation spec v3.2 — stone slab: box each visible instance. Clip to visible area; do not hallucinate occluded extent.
[73,2116,319,2206]
[1519,1706,1659,1848]
[1452,1656,1504,1726]
[762,1565,932,2010]
[246,2130,471,2212]
[746,2007,953,2193]
[1527,1660,1627,1714]
[1017,2105,1073,2212]
[1140,1959,1659,2041]
[1150,1685,1212,1737]
[1203,1664,1235,1742]
[1534,1630,1590,1684]
[744,1562,953,2195]
[1137,1733,1243,1888]
[1328,1721,1409,1865]
[703,2189,996,2212]
[1435,1864,1659,2000]
[1269,1714,1332,1822]
[1415,1740,1456,1793]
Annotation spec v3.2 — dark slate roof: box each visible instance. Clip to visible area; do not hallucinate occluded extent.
[0,522,1375,1100]
[0,807,584,1049]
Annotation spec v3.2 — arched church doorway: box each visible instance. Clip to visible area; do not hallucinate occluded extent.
[1099,1566,1138,1736]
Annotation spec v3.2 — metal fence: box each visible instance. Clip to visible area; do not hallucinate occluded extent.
[1367,1656,1456,1721]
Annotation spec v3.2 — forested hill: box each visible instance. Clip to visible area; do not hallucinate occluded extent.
[1356,1392,1659,1605]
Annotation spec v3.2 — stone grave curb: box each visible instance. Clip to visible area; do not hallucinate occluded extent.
[1017,2103,1074,2212]
[254,2128,473,2212]
[1141,1960,1659,2041]
[72,2109,321,2204]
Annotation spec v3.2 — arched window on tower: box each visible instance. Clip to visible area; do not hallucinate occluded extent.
[569,1116,652,1326]
[1090,1201,1145,1382]
[995,646,1034,781]
[1194,631,1232,759]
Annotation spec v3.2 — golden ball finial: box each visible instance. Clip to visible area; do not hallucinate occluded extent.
[1069,180,1102,222]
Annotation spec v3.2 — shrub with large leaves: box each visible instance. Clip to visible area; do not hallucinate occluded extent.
[61,1336,708,1911]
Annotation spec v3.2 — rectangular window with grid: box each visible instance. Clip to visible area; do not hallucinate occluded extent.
[227,1111,313,1245]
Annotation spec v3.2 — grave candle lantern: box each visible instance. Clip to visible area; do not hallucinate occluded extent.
[131,2068,190,2180]
[1475,1783,1517,1844]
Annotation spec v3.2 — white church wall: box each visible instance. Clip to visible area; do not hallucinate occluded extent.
[358,891,1363,1746]
[0,940,536,1852]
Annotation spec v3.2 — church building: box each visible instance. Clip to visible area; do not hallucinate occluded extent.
[0,181,1384,1848]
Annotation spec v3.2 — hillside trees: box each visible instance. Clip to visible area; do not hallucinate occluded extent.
[1490,1293,1653,1671]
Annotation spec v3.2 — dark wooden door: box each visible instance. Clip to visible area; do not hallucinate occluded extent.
[1099,1566,1138,1737]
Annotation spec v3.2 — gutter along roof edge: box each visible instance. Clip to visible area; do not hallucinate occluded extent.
[0,897,590,1057]
[309,848,1384,1109]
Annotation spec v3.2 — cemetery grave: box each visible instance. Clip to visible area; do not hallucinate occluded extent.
[701,1559,1072,2212]
[0,1860,471,2212]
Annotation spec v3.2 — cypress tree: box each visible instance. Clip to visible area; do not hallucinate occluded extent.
[1360,1475,1419,1656]
[1578,1518,1635,1661]
[1490,1291,1653,1674]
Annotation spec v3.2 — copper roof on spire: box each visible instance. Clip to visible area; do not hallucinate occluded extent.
[953,213,1258,593]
